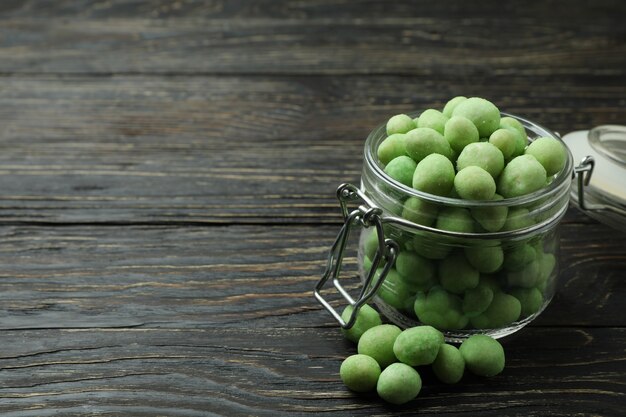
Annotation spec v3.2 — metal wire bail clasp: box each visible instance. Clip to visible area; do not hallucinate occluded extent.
[314,183,399,329]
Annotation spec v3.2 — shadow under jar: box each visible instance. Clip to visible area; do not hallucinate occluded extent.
[317,113,574,343]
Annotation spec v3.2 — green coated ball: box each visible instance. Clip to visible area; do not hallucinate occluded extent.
[432,343,465,384]
[417,109,450,135]
[386,114,415,135]
[475,292,521,328]
[402,197,438,226]
[393,325,444,366]
[470,194,508,232]
[436,207,474,233]
[462,281,494,317]
[489,128,519,159]
[504,243,537,271]
[395,251,436,292]
[442,96,468,117]
[377,133,407,165]
[457,142,505,179]
[525,136,567,176]
[358,324,402,369]
[500,117,527,157]
[375,268,414,310]
[384,155,417,187]
[439,252,480,294]
[459,335,505,377]
[341,304,383,343]
[464,245,504,273]
[501,207,535,232]
[452,97,501,138]
[376,362,422,405]
[414,287,467,330]
[444,115,480,153]
[454,166,496,200]
[510,287,544,318]
[506,259,540,288]
[412,153,455,196]
[405,127,452,163]
[340,354,381,392]
[497,154,547,198]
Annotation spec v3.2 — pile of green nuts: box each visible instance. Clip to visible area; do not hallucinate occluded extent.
[362,96,566,332]
[339,305,505,404]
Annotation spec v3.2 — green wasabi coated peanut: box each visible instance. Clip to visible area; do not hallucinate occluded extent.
[489,128,519,159]
[412,153,455,196]
[452,97,501,138]
[454,166,496,200]
[504,243,536,271]
[497,154,547,198]
[464,245,504,273]
[358,324,402,368]
[459,335,505,377]
[539,252,556,282]
[442,96,468,118]
[386,114,415,135]
[402,197,438,226]
[376,362,422,405]
[501,207,534,232]
[340,354,381,392]
[470,193,508,232]
[456,142,505,179]
[525,136,567,176]
[363,229,381,260]
[436,207,474,233]
[462,281,494,317]
[432,343,465,384]
[510,287,544,318]
[480,274,502,294]
[341,304,383,343]
[377,133,407,165]
[395,251,436,292]
[413,235,451,260]
[414,288,467,330]
[444,115,480,153]
[375,268,414,310]
[506,259,540,288]
[439,252,480,294]
[416,109,449,135]
[472,292,521,329]
[500,117,527,157]
[393,325,444,366]
[384,155,417,187]
[405,127,452,163]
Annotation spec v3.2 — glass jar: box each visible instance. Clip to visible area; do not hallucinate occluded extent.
[315,113,574,342]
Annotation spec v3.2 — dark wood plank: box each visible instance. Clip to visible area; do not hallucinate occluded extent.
[0,75,623,224]
[0,224,623,331]
[0,1,622,75]
[0,326,623,416]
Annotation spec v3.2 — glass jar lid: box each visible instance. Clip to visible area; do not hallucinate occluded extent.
[563,125,626,231]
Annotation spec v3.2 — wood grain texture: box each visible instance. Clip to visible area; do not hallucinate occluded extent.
[0,1,623,75]
[0,75,623,224]
[0,326,624,416]
[0,224,623,331]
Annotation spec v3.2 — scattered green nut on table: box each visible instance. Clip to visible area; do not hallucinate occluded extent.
[432,343,465,384]
[340,354,381,392]
[416,109,449,135]
[525,136,567,176]
[459,335,505,377]
[454,166,496,200]
[341,304,382,343]
[405,127,452,163]
[377,362,422,405]
[451,97,501,138]
[358,324,402,368]
[412,153,455,196]
[384,155,417,187]
[386,114,415,135]
[497,154,547,198]
[393,325,444,366]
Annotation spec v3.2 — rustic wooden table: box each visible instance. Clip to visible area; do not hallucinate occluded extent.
[0,1,624,415]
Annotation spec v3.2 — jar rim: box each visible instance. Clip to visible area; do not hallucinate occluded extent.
[364,111,574,208]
